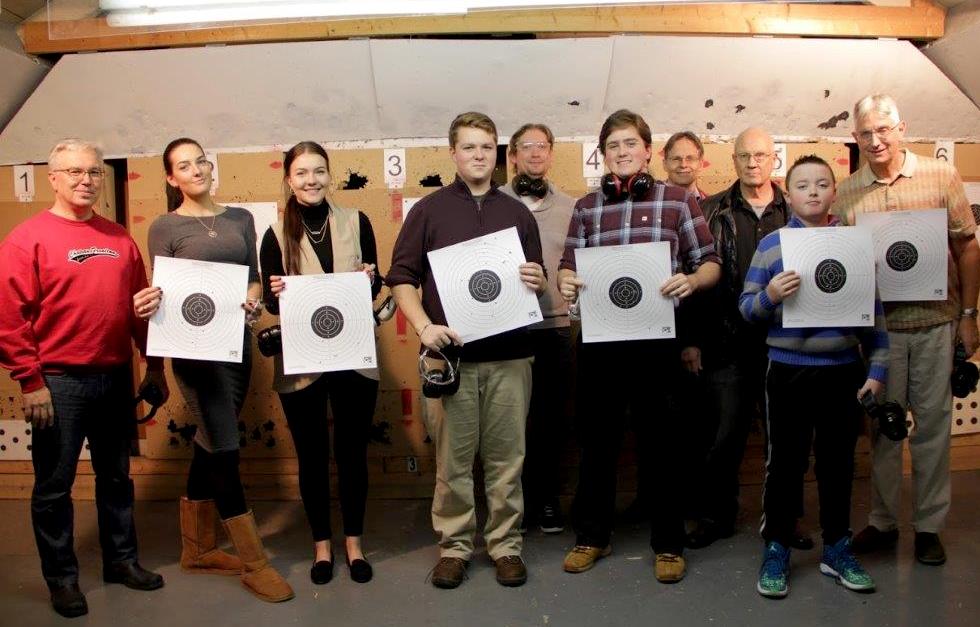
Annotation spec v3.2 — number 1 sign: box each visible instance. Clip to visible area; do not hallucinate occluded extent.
[14,165,35,202]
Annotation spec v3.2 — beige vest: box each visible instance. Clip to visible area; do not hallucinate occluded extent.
[270,201,379,393]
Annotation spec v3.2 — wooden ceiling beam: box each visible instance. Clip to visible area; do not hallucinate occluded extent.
[19,0,946,55]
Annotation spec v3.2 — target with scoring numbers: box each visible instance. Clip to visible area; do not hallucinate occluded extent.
[857,208,948,302]
[147,256,249,362]
[575,241,675,343]
[427,227,542,343]
[780,226,876,328]
[279,272,376,375]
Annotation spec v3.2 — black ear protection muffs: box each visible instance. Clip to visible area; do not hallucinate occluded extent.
[513,174,548,200]
[257,325,283,357]
[601,172,653,202]
[419,347,461,399]
[134,382,166,424]
[951,341,979,399]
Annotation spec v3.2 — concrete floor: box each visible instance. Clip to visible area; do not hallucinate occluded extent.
[1,472,979,627]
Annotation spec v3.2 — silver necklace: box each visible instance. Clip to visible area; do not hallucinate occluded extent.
[193,213,218,238]
[302,219,327,244]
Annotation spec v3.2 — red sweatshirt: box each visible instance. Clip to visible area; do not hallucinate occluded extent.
[0,210,153,393]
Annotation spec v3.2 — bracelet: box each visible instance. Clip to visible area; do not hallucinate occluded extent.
[961,308,977,318]
[417,323,432,337]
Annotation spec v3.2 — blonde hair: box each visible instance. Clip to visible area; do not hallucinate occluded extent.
[48,139,104,168]
[853,94,900,126]
[449,112,498,147]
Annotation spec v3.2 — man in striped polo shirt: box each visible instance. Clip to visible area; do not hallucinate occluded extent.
[832,94,980,565]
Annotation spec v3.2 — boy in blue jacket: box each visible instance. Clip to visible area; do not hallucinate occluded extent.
[739,155,888,598]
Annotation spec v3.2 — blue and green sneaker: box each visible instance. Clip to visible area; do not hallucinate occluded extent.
[757,541,790,598]
[820,536,876,593]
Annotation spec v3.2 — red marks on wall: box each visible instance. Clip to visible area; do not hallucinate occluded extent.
[127,172,141,181]
[133,216,146,224]
[836,158,850,167]
[401,389,413,426]
[702,160,711,168]
[390,191,403,222]
[269,161,283,170]
[396,309,408,339]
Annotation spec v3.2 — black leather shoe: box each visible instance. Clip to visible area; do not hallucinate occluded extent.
[914,532,947,565]
[311,560,334,585]
[347,557,373,583]
[686,519,735,549]
[852,525,899,554]
[50,583,88,618]
[103,562,164,591]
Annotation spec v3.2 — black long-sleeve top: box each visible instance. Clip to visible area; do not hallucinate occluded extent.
[259,201,383,315]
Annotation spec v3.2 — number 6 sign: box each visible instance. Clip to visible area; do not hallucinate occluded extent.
[934,141,954,163]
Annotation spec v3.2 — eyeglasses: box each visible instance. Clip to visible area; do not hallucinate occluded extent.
[51,168,105,181]
[517,141,550,152]
[735,152,772,164]
[668,155,701,166]
[855,122,901,144]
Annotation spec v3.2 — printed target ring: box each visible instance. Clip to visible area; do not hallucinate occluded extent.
[608,277,643,309]
[181,293,217,326]
[310,305,344,339]
[814,259,847,294]
[468,269,502,303]
[885,241,918,272]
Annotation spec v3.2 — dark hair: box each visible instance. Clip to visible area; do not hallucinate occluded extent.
[449,112,498,147]
[599,109,652,152]
[785,154,836,187]
[664,131,704,159]
[162,137,205,212]
[281,141,332,276]
[508,123,555,155]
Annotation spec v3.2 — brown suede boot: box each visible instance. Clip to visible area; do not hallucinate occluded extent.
[222,511,295,602]
[180,498,243,575]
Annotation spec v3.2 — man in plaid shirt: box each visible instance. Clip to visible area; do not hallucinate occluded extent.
[557,109,720,583]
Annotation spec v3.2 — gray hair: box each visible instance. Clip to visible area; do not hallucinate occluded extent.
[853,94,900,126]
[48,139,104,167]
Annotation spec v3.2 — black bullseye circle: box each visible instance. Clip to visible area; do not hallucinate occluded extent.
[181,293,216,326]
[815,259,847,294]
[468,270,502,303]
[609,277,643,309]
[885,240,918,272]
[311,306,344,339]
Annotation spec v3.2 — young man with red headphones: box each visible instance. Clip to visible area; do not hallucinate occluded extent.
[557,109,721,583]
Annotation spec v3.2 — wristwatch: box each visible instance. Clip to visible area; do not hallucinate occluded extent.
[960,308,978,318]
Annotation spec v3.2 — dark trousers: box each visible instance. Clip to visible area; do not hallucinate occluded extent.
[571,338,685,554]
[278,370,378,541]
[762,360,863,546]
[522,327,574,515]
[31,367,137,589]
[694,352,767,526]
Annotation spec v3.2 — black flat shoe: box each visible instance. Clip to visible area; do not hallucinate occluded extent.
[311,560,334,585]
[50,583,88,618]
[103,561,164,591]
[347,557,373,583]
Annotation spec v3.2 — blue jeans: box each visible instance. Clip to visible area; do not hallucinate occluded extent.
[31,366,138,589]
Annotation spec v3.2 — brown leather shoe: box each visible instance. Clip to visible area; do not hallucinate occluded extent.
[563,545,612,573]
[654,553,686,583]
[914,532,946,565]
[180,498,243,575]
[494,555,528,587]
[431,557,468,589]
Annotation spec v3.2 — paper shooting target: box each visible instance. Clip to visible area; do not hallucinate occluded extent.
[780,226,875,328]
[147,256,249,362]
[427,227,542,343]
[857,208,948,302]
[574,241,675,343]
[279,272,376,375]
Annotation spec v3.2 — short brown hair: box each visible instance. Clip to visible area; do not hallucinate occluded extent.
[449,112,498,148]
[599,109,652,152]
[785,154,836,187]
[508,123,555,155]
[664,131,703,159]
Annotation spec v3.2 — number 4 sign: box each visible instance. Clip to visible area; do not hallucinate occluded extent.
[14,165,35,202]
[582,142,603,180]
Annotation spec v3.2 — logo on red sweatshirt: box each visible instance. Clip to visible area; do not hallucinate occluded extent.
[67,247,120,263]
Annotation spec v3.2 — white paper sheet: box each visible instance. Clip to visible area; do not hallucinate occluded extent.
[147,256,249,362]
[427,227,542,343]
[238,202,280,262]
[781,226,876,328]
[857,208,948,302]
[279,272,377,375]
[575,242,675,343]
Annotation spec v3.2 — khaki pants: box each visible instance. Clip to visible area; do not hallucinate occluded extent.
[870,322,953,533]
[424,358,532,561]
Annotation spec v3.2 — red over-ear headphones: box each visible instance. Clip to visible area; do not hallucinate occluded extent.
[601,172,654,202]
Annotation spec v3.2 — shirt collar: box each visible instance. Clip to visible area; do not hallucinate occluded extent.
[859,148,917,187]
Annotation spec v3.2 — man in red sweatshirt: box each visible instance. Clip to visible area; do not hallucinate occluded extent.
[0,139,169,618]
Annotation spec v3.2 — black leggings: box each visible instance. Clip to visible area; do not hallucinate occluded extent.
[186,443,247,520]
[279,370,378,541]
